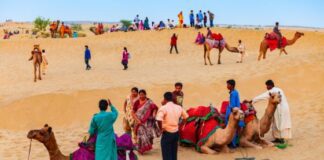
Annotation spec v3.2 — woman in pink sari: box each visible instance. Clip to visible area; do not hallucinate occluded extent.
[132,89,161,154]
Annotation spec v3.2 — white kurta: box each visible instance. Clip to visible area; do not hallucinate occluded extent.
[252,87,292,139]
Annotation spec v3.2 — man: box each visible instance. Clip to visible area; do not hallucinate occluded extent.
[88,99,118,160]
[84,45,91,70]
[198,10,203,23]
[170,33,179,54]
[207,11,215,27]
[41,49,48,75]
[226,79,244,147]
[156,92,189,160]
[134,15,140,28]
[189,10,195,27]
[273,22,282,48]
[237,39,246,63]
[203,12,208,27]
[251,80,292,144]
[172,82,184,106]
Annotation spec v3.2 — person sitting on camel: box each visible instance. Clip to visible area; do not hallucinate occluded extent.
[273,22,282,48]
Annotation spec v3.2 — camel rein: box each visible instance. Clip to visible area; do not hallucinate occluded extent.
[28,139,32,160]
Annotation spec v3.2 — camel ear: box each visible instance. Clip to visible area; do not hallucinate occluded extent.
[48,127,52,133]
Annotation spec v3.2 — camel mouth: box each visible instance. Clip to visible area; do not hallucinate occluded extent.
[27,130,36,139]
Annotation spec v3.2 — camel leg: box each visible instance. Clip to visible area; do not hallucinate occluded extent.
[217,48,223,64]
[240,138,263,149]
[259,139,274,147]
[38,64,42,80]
[201,145,216,154]
[204,45,207,65]
[258,51,263,61]
[34,64,37,82]
[207,51,213,65]
[262,49,268,59]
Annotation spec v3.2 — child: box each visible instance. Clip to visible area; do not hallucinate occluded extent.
[122,47,130,70]
[237,40,246,63]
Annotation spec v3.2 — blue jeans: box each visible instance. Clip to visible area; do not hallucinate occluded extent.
[210,20,214,27]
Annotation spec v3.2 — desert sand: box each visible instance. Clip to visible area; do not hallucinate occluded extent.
[0,23,324,160]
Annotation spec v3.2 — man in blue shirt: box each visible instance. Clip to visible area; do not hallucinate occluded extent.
[84,45,91,70]
[198,10,204,23]
[189,10,195,27]
[225,79,245,147]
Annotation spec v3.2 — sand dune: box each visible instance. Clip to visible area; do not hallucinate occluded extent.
[0,24,324,160]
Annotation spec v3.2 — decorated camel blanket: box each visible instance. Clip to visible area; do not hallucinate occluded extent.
[265,32,288,51]
[70,133,138,160]
[220,101,256,124]
[179,106,224,152]
[205,33,226,49]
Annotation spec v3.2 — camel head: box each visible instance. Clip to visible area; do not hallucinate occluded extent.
[232,107,245,121]
[269,92,281,106]
[295,32,304,39]
[27,124,53,144]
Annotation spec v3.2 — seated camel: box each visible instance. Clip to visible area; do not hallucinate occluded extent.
[27,124,138,160]
[240,92,281,149]
[200,107,244,154]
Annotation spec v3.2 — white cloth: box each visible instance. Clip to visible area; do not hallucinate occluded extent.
[252,87,292,139]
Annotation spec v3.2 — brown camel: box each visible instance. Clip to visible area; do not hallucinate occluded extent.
[27,124,69,160]
[200,107,244,154]
[29,45,42,82]
[258,32,304,61]
[203,38,239,65]
[240,92,281,149]
[59,23,72,38]
[50,20,60,38]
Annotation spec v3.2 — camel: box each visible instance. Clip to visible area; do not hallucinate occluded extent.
[203,38,239,65]
[258,32,304,61]
[50,20,60,38]
[90,23,104,35]
[29,45,42,82]
[59,23,72,38]
[240,92,281,149]
[200,107,244,154]
[27,124,69,160]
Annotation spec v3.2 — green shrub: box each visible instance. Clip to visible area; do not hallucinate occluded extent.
[33,17,50,31]
[71,24,83,31]
[78,32,87,37]
[120,20,132,28]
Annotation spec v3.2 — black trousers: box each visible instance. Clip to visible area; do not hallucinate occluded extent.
[122,60,128,70]
[85,59,91,69]
[161,131,179,160]
[170,44,178,54]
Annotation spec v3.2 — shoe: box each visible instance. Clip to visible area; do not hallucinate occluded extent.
[272,138,285,144]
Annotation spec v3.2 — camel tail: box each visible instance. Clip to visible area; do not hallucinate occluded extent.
[225,43,239,53]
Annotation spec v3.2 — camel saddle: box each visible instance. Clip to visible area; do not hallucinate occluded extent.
[179,106,224,152]
[265,32,288,51]
[220,101,256,124]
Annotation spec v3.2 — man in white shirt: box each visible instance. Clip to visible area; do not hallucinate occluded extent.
[237,39,246,63]
[251,80,292,144]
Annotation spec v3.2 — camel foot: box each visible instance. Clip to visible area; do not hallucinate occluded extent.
[205,63,207,65]
[34,79,37,82]
[39,77,42,80]
[254,146,263,150]
[217,62,221,65]
[210,63,213,66]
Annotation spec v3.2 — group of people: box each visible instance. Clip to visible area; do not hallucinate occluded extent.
[87,79,292,160]
[178,10,215,28]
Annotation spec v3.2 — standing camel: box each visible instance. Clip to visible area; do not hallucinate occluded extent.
[50,20,60,38]
[200,107,244,154]
[59,22,72,38]
[240,92,281,149]
[258,32,304,61]
[203,37,239,65]
[29,45,42,82]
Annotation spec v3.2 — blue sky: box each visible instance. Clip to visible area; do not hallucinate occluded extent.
[1,0,323,27]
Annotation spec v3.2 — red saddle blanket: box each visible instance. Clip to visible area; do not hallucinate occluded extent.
[265,32,288,51]
[179,106,224,152]
[220,101,256,124]
[211,33,224,41]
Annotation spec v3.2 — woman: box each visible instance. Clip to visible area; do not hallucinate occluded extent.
[139,20,144,30]
[132,90,161,154]
[123,87,140,143]
[144,17,150,30]
[121,47,130,70]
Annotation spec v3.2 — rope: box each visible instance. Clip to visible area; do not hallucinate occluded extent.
[27,139,32,160]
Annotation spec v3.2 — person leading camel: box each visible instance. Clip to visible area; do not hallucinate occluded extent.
[88,99,119,160]
[41,49,48,75]
[225,79,245,148]
[249,80,292,144]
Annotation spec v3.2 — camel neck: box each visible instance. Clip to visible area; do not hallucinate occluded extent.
[43,134,66,160]
[260,102,277,135]
[287,35,300,46]
[224,114,238,141]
